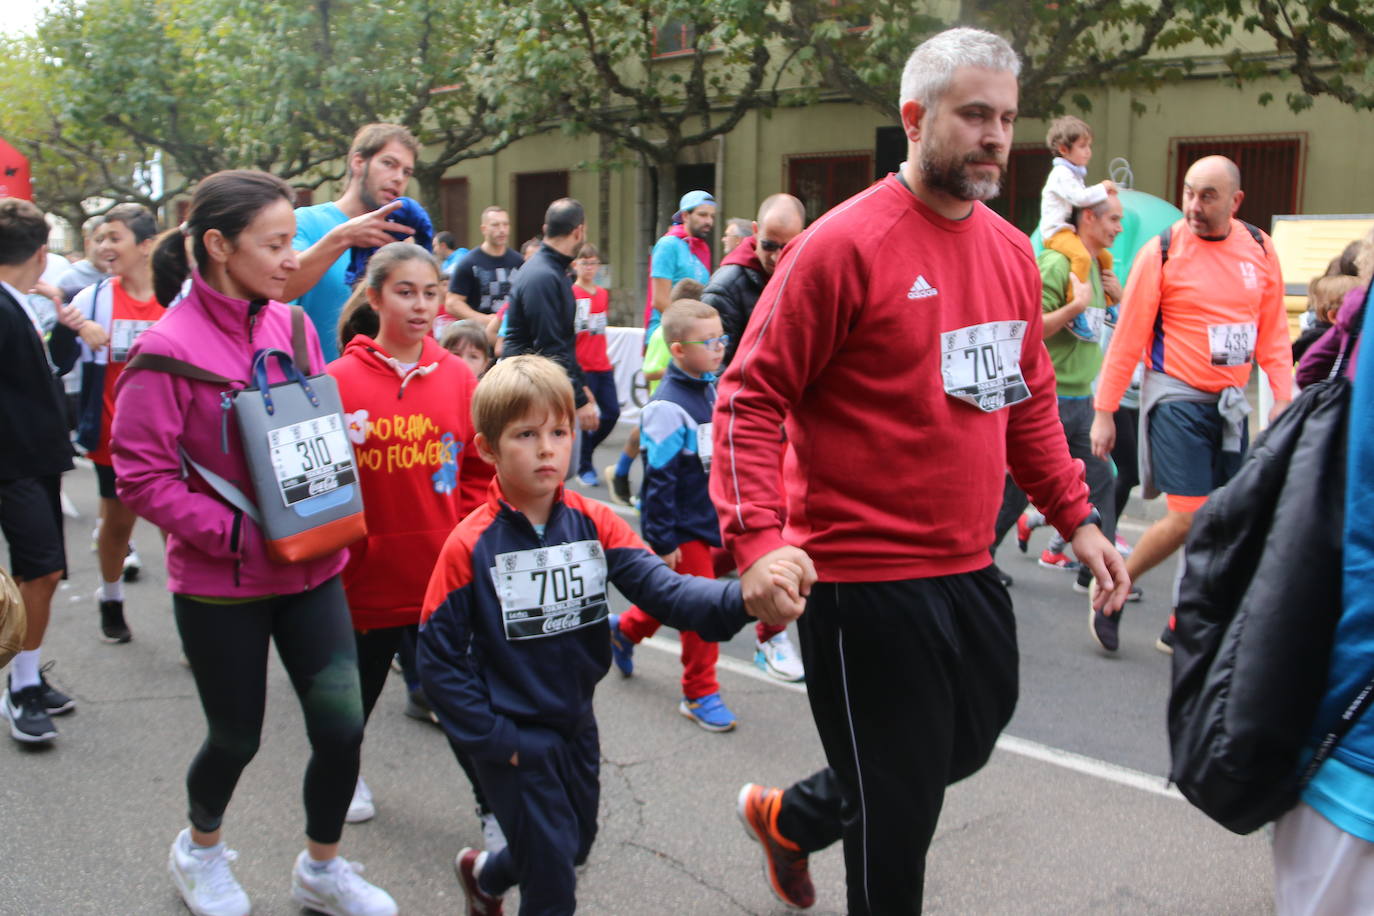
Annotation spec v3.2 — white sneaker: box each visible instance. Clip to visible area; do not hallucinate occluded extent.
[480,811,507,855]
[345,776,375,824]
[290,851,397,916]
[754,631,805,682]
[123,544,142,582]
[167,828,251,916]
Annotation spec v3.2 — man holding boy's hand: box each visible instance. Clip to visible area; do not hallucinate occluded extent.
[712,27,1126,915]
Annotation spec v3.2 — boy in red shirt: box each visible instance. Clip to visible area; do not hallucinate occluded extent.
[571,244,620,486]
[71,203,164,643]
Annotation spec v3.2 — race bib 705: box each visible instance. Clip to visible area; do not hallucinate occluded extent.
[491,540,609,641]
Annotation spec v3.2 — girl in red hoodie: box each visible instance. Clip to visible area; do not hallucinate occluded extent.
[327,244,493,837]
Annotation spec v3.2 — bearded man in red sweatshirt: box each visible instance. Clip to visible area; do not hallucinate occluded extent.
[713,27,1131,916]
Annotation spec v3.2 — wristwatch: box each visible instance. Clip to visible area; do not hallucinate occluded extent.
[1076,507,1103,531]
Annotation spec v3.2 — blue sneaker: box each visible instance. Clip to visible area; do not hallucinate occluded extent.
[578,469,599,487]
[608,614,634,677]
[679,692,736,732]
[1104,304,1119,328]
[1067,311,1097,342]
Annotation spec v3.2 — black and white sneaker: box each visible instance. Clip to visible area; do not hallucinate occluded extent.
[2,682,58,743]
[99,596,132,643]
[1088,579,1122,653]
[603,464,633,507]
[37,662,75,715]
[122,544,142,582]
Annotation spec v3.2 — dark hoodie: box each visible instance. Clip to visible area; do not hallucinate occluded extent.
[327,333,477,628]
[702,235,768,367]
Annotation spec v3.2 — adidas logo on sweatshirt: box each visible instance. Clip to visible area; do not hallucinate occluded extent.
[907,275,938,299]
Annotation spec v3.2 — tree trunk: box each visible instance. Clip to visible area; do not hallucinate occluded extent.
[654,155,678,237]
[413,165,443,230]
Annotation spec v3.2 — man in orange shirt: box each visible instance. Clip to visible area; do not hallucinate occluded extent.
[1090,155,1290,653]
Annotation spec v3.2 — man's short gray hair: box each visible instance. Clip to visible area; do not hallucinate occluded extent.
[899,27,1021,110]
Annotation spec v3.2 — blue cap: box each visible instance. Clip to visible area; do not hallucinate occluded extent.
[674,190,716,220]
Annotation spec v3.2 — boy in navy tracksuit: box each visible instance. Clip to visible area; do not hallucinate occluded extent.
[607,299,741,730]
[417,354,802,916]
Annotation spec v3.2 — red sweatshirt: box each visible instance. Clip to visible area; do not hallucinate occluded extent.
[328,334,477,628]
[711,174,1093,581]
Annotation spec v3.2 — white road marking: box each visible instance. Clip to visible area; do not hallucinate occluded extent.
[639,635,1183,801]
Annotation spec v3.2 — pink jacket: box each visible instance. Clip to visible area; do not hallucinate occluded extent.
[112,272,347,597]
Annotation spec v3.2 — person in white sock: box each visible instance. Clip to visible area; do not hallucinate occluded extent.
[0,197,84,744]
[70,202,164,645]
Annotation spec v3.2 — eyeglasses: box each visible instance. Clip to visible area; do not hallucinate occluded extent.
[757,238,784,252]
[684,334,730,351]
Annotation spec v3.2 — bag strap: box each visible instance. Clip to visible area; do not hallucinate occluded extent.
[1301,674,1374,788]
[290,305,310,374]
[126,352,237,387]
[180,447,263,525]
[1328,284,1370,381]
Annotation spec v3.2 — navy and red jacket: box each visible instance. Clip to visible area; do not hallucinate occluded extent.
[417,479,748,764]
[639,361,721,555]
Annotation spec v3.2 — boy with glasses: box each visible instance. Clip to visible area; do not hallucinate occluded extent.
[608,300,741,730]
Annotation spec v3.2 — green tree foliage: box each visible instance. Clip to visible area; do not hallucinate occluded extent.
[492,0,797,230]
[10,0,538,224]
[0,34,156,233]
[783,0,1218,121]
[1189,0,1374,111]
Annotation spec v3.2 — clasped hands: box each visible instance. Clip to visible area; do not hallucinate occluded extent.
[741,545,817,626]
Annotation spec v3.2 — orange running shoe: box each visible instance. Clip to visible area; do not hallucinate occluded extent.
[736,783,815,909]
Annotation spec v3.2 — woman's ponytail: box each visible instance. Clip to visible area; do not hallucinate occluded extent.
[151,227,190,307]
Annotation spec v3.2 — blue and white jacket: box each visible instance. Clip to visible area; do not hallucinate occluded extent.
[639,361,721,556]
[417,478,747,764]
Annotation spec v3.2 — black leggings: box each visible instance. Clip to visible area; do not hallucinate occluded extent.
[354,624,491,815]
[174,577,363,845]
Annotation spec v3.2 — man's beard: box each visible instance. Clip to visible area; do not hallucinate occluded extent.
[358,162,381,212]
[919,138,1005,202]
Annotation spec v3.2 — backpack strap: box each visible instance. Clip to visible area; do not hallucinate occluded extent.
[290,305,311,374]
[126,352,237,387]
[1302,674,1374,788]
[1160,221,1265,267]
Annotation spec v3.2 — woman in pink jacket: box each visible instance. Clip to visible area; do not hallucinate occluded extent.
[112,170,396,916]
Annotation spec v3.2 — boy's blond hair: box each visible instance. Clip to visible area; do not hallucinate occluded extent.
[1046,116,1092,154]
[661,299,719,346]
[1309,274,1362,325]
[670,278,705,302]
[472,355,575,445]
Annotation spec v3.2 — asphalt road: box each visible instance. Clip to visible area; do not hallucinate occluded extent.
[0,436,1274,915]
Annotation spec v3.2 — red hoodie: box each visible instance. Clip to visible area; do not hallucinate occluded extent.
[711,174,1092,582]
[328,334,477,628]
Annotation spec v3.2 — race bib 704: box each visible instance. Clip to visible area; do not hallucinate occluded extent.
[940,320,1031,413]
